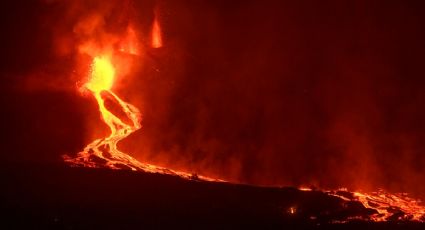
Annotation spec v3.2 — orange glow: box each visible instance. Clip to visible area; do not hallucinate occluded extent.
[299,187,313,191]
[151,17,163,48]
[288,207,296,215]
[119,26,139,55]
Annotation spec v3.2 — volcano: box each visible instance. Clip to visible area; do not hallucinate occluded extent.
[2,0,425,229]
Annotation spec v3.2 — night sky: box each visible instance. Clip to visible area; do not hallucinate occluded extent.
[1,0,425,198]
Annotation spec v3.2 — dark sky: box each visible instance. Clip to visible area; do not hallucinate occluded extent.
[1,0,425,198]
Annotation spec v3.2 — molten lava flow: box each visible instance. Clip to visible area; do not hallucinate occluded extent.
[63,27,218,181]
[326,188,425,222]
[64,55,144,171]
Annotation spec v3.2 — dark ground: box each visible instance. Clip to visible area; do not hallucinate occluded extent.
[1,164,424,230]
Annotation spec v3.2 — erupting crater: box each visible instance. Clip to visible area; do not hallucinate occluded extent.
[63,19,216,181]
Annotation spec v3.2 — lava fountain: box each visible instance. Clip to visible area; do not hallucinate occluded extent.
[64,54,144,171]
[63,17,216,181]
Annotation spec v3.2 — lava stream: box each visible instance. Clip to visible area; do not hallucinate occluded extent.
[64,56,217,181]
[327,188,425,222]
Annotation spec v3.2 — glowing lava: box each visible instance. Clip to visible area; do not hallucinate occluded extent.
[63,54,143,171]
[327,188,425,222]
[86,56,115,92]
[63,24,217,181]
[62,5,424,223]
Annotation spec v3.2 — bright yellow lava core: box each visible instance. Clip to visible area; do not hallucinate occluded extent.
[85,56,115,92]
